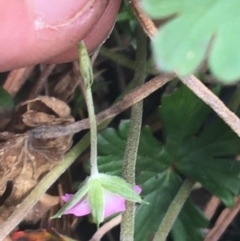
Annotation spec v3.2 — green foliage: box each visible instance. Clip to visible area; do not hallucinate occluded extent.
[0,86,14,118]
[117,0,135,22]
[94,84,240,241]
[159,86,240,206]
[141,0,240,83]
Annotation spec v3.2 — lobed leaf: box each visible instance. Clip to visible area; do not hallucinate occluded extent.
[96,121,207,241]
[142,0,240,82]
[94,85,240,240]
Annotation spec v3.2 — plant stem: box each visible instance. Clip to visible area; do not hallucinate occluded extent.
[100,47,156,75]
[0,73,172,241]
[78,42,99,176]
[153,179,196,241]
[120,27,147,241]
[85,84,98,176]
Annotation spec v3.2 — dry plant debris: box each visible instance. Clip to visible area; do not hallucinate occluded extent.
[0,96,74,225]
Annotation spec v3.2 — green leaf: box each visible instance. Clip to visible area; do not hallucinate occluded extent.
[95,134,207,241]
[0,87,15,117]
[93,84,240,240]
[184,118,240,157]
[172,199,208,241]
[160,86,240,206]
[176,157,240,206]
[158,84,213,148]
[135,172,207,241]
[96,121,208,241]
[142,0,240,83]
[135,171,182,241]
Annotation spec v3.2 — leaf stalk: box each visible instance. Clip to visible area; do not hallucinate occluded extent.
[153,179,196,241]
[120,27,147,241]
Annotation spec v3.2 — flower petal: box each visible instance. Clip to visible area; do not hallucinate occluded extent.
[103,185,142,218]
[62,193,73,202]
[133,185,142,194]
[62,194,91,216]
[103,191,125,218]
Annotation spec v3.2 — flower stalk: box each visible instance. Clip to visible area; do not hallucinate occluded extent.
[78,41,98,176]
[153,179,196,241]
[52,41,144,226]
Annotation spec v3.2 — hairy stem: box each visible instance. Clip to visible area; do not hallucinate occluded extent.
[78,42,98,176]
[120,27,147,241]
[153,179,196,241]
[0,73,172,241]
[85,84,98,175]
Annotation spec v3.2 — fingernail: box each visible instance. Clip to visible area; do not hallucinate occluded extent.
[26,0,96,30]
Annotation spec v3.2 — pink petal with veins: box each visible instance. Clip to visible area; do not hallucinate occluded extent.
[62,194,91,216]
[62,186,142,218]
[103,191,126,218]
[103,185,142,218]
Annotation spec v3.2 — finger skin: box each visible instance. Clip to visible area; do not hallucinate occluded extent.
[0,0,121,72]
[48,0,121,63]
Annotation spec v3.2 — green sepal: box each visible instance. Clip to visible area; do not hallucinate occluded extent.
[51,178,89,219]
[99,174,145,204]
[88,178,104,227]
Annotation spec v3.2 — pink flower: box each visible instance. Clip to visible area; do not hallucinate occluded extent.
[62,186,141,218]
[52,174,144,225]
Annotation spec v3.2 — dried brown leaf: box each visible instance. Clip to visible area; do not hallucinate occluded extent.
[34,96,71,118]
[23,110,73,127]
[49,70,79,103]
[0,96,74,224]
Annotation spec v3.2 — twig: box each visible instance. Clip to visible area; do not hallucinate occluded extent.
[129,0,156,38]
[204,197,240,241]
[31,73,174,139]
[204,196,221,220]
[3,67,35,97]
[179,75,240,137]
[28,64,56,99]
[90,215,122,241]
